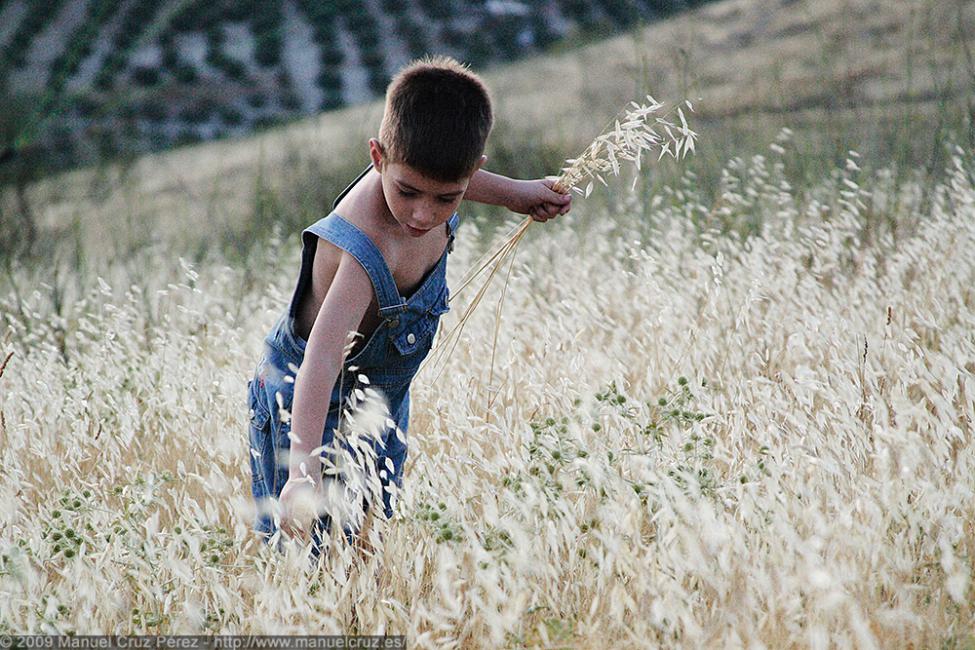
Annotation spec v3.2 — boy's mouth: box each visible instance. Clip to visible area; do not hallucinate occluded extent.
[404,224,431,236]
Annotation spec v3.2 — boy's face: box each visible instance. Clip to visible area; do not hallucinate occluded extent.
[369,138,485,238]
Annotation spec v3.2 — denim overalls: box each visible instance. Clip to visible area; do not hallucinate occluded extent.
[246,164,457,555]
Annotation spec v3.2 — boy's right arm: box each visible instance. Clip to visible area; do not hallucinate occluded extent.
[466,169,571,222]
[278,250,373,539]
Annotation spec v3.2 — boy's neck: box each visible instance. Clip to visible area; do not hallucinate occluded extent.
[372,170,402,234]
[350,167,398,234]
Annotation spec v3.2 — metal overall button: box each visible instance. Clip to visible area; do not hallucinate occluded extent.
[392,318,434,355]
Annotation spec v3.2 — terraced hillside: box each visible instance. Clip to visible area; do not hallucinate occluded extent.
[4,0,970,256]
[0,0,711,168]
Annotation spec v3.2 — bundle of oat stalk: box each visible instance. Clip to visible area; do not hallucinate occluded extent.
[429,95,699,372]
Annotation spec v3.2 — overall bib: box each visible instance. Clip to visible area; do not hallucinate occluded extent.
[246,165,457,555]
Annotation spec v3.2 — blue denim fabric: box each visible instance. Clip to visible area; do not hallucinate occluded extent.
[246,165,456,559]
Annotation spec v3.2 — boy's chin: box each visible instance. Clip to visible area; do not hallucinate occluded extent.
[403,224,432,237]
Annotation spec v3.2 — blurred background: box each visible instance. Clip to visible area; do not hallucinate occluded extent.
[0,0,973,268]
[2,0,688,166]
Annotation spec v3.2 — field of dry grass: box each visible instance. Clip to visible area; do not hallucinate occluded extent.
[1,0,974,646]
[1,137,973,645]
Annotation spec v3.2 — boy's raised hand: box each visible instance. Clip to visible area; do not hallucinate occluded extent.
[507,177,572,222]
[466,169,571,221]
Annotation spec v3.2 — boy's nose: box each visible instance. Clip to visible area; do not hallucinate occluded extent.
[412,210,437,229]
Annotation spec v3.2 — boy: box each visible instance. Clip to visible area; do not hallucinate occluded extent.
[246,55,570,559]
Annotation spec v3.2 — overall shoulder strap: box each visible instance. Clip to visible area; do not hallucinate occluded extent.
[303,214,405,313]
[446,212,460,253]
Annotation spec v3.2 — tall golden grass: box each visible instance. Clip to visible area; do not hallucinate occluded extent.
[0,143,973,647]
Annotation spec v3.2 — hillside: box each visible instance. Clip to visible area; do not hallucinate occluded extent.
[0,0,711,165]
[5,0,975,259]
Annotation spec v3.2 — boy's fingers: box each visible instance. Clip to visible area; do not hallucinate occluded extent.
[541,177,571,200]
[542,203,564,218]
[281,518,308,541]
[529,206,561,222]
[545,187,571,203]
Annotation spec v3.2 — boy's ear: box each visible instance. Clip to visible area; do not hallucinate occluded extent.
[474,154,487,172]
[368,138,385,171]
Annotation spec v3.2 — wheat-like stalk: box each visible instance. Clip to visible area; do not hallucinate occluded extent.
[553,95,698,195]
[427,96,698,375]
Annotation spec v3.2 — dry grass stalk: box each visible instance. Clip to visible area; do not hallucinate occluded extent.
[0,351,13,381]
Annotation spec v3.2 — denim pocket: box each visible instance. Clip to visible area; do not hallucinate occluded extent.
[247,375,275,510]
[390,288,450,356]
[248,376,271,431]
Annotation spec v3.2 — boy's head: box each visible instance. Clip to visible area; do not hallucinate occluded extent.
[373,55,493,183]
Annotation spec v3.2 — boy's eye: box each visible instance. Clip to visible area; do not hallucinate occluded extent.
[398,190,416,198]
[438,197,456,204]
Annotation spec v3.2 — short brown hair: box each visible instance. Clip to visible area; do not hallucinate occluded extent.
[378,55,493,182]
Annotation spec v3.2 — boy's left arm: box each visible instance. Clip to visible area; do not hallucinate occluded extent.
[465,169,572,222]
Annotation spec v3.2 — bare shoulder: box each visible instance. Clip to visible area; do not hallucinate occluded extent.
[310,233,343,287]
[324,245,374,306]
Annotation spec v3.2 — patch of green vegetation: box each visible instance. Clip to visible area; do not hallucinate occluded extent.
[415,499,464,545]
[507,603,580,648]
[492,376,722,520]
